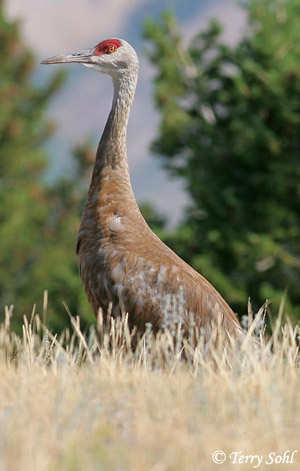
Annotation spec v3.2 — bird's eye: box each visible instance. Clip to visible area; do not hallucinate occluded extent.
[106,46,116,54]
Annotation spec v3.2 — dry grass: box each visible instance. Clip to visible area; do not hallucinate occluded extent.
[0,301,299,471]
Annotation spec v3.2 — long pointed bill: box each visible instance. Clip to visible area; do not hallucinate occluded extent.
[41,48,95,65]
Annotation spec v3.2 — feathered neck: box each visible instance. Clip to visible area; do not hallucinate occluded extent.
[84,64,140,220]
[96,67,138,171]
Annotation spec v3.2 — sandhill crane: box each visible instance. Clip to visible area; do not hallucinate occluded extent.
[42,38,242,338]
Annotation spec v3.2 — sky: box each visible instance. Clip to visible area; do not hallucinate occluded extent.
[5,0,247,226]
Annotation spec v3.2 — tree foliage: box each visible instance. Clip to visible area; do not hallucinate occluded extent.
[0,4,92,332]
[144,0,300,319]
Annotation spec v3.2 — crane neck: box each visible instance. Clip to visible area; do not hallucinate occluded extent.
[84,63,140,223]
[95,67,138,171]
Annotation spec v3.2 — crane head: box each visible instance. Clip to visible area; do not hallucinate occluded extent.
[41,38,139,76]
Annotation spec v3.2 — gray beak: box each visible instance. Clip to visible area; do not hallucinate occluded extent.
[41,48,95,65]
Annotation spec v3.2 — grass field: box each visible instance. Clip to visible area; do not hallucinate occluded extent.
[0,302,299,471]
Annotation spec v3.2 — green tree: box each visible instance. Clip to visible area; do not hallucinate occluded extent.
[25,144,94,332]
[0,2,92,332]
[144,0,300,320]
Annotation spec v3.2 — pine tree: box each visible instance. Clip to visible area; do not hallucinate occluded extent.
[0,3,93,331]
[144,0,300,320]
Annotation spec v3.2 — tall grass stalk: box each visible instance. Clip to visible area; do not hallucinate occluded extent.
[0,302,299,471]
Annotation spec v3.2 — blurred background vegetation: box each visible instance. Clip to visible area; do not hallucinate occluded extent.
[0,0,299,333]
